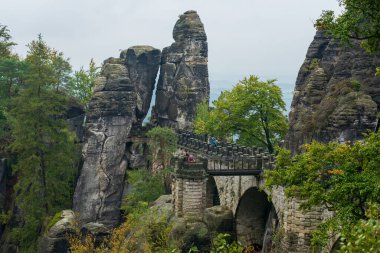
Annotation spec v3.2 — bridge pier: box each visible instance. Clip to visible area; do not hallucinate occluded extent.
[173,159,208,218]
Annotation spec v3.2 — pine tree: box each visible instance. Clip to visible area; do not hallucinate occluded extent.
[8,35,79,251]
[0,24,27,154]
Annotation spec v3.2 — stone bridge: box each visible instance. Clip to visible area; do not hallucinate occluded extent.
[177,131,275,175]
[172,131,332,253]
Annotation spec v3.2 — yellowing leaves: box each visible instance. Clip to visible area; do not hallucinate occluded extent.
[327,169,344,175]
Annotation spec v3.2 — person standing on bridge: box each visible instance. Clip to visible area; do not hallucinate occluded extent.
[187,154,196,163]
[209,136,216,146]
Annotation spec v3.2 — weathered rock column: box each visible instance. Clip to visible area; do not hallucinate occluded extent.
[152,10,210,130]
[73,46,160,227]
[173,159,208,218]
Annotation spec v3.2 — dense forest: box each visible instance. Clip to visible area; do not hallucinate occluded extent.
[0,28,99,251]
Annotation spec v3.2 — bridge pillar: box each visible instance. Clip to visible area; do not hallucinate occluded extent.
[173,158,208,218]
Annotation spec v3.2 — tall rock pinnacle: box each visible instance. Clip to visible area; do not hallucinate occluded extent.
[151,10,210,130]
[73,47,160,226]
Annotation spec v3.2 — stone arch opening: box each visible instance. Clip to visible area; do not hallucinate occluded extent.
[235,187,278,251]
[206,176,220,208]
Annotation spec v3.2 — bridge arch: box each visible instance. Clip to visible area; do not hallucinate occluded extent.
[235,187,279,250]
[206,176,220,208]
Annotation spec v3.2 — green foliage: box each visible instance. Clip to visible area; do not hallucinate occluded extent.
[303,58,320,72]
[0,24,16,58]
[0,26,27,154]
[265,132,380,248]
[47,211,63,230]
[121,169,166,214]
[350,79,361,91]
[8,35,79,251]
[210,233,244,253]
[376,67,380,76]
[339,218,380,252]
[314,0,380,53]
[50,49,72,91]
[195,75,288,153]
[70,201,178,253]
[194,101,210,134]
[0,210,11,225]
[67,59,99,107]
[146,127,177,169]
[338,204,380,253]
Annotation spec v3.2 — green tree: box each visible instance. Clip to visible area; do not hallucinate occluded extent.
[265,132,380,250]
[194,101,210,134]
[0,24,16,58]
[0,25,28,153]
[338,204,380,253]
[146,127,177,193]
[315,0,380,53]
[51,50,72,91]
[8,35,79,251]
[146,127,177,170]
[195,75,288,153]
[121,169,166,214]
[67,59,99,106]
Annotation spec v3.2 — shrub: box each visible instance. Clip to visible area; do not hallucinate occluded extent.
[120,169,167,214]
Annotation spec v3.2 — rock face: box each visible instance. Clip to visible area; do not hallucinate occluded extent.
[286,30,380,153]
[204,205,233,233]
[151,10,210,130]
[66,98,85,142]
[122,46,161,127]
[73,47,160,227]
[38,210,76,253]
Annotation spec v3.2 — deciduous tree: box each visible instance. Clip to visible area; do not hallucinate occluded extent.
[265,132,380,250]
[67,59,99,107]
[315,0,380,53]
[195,75,288,153]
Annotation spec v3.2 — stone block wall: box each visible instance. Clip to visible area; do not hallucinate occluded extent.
[173,161,208,219]
[214,176,331,252]
[271,187,331,252]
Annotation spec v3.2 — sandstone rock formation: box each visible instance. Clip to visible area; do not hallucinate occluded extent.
[122,46,161,128]
[38,210,76,253]
[286,30,380,153]
[151,10,210,130]
[204,205,233,233]
[73,47,160,227]
[66,98,85,142]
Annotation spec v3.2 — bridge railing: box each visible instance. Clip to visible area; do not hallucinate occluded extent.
[176,130,275,176]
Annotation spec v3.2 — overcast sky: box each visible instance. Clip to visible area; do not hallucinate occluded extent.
[2,0,341,99]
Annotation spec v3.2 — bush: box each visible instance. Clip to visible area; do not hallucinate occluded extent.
[69,203,177,253]
[121,169,167,214]
[146,127,177,171]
